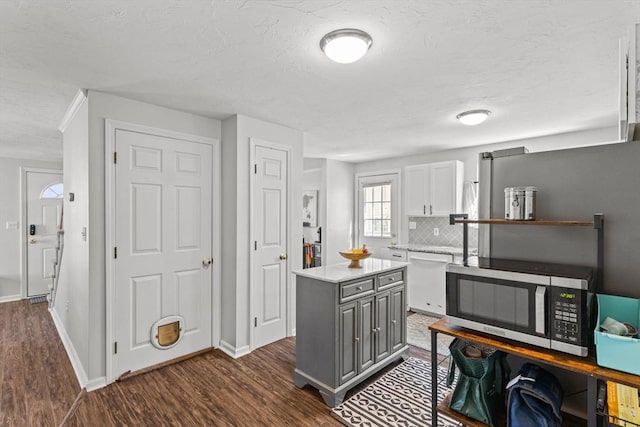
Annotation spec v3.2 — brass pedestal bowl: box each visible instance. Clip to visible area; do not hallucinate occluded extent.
[339,251,372,268]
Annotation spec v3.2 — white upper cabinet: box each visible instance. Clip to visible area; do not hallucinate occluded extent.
[404,160,463,217]
[405,165,429,216]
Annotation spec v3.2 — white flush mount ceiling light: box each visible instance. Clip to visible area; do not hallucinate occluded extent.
[456,109,491,125]
[320,29,373,64]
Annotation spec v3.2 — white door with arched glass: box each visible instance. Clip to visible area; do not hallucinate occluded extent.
[26,171,63,297]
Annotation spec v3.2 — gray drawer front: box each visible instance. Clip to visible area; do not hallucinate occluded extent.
[377,269,404,290]
[340,278,375,302]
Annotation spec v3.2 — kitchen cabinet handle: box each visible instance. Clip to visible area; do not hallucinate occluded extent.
[387,277,394,281]
[430,204,433,215]
[391,320,397,324]
[372,328,377,333]
[376,327,381,332]
[423,205,426,215]
[392,254,402,258]
[355,286,362,290]
[354,337,359,342]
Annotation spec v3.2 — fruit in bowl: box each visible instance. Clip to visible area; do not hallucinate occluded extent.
[339,245,372,268]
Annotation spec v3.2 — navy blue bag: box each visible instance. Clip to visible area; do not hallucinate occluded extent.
[507,363,564,427]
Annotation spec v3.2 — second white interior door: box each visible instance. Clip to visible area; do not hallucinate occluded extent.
[252,143,288,349]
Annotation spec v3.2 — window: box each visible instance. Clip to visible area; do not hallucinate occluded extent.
[41,183,64,199]
[363,183,392,237]
[357,171,399,245]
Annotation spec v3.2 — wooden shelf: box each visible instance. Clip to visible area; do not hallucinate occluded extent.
[453,218,595,227]
[429,318,640,389]
[437,393,586,427]
[437,393,503,427]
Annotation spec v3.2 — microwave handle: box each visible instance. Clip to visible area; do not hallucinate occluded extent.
[535,286,547,334]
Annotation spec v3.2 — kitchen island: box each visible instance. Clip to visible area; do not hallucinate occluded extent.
[293,258,409,406]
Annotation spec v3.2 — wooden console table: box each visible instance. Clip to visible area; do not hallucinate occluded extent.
[429,317,640,427]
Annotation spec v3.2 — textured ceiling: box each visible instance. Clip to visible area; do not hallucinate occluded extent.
[2,0,640,163]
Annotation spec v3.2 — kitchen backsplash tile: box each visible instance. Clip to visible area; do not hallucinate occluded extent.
[408,216,478,248]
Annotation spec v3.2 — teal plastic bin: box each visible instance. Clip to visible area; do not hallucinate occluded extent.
[594,294,640,375]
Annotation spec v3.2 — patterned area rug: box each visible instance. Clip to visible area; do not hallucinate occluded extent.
[407,313,454,355]
[332,357,460,427]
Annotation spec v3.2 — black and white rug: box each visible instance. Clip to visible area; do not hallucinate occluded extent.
[332,357,460,427]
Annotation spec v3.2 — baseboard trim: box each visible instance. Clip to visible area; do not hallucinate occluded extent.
[86,377,107,392]
[0,295,22,303]
[218,340,251,359]
[48,307,89,388]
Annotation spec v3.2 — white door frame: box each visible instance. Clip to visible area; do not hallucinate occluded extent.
[104,119,221,383]
[20,167,63,299]
[249,137,292,350]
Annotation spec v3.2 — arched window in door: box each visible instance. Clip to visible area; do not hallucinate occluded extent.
[40,183,64,199]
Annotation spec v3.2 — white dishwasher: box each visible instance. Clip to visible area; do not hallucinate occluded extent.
[407,251,453,316]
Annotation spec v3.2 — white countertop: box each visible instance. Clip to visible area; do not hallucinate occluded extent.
[293,258,408,283]
[389,244,478,257]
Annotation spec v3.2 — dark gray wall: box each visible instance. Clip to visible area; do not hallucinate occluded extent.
[489,142,640,298]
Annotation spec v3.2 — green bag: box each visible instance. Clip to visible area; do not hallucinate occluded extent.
[446,338,511,426]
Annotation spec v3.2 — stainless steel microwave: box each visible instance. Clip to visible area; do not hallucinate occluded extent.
[446,258,594,357]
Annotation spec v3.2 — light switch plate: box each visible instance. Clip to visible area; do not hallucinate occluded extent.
[408,221,417,230]
[6,221,18,230]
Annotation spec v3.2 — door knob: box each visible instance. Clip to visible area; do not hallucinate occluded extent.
[279,254,287,260]
[29,239,37,244]
[202,257,213,266]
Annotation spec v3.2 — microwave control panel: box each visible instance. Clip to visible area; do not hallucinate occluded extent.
[550,287,584,344]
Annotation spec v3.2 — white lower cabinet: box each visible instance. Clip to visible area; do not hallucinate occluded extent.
[374,247,408,261]
[407,251,452,315]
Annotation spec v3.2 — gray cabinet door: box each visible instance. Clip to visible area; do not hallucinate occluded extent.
[338,302,358,384]
[390,286,406,353]
[375,291,391,362]
[358,297,375,372]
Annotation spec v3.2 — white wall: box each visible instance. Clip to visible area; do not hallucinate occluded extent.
[0,157,62,300]
[220,115,238,349]
[323,159,355,266]
[53,98,90,379]
[354,126,618,244]
[56,91,221,386]
[220,114,303,356]
[355,126,618,180]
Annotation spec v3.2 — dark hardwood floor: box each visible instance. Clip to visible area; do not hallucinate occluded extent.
[1,300,438,426]
[0,300,80,426]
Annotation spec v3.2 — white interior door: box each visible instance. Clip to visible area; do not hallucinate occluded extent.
[113,128,213,376]
[253,144,288,349]
[26,170,63,297]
